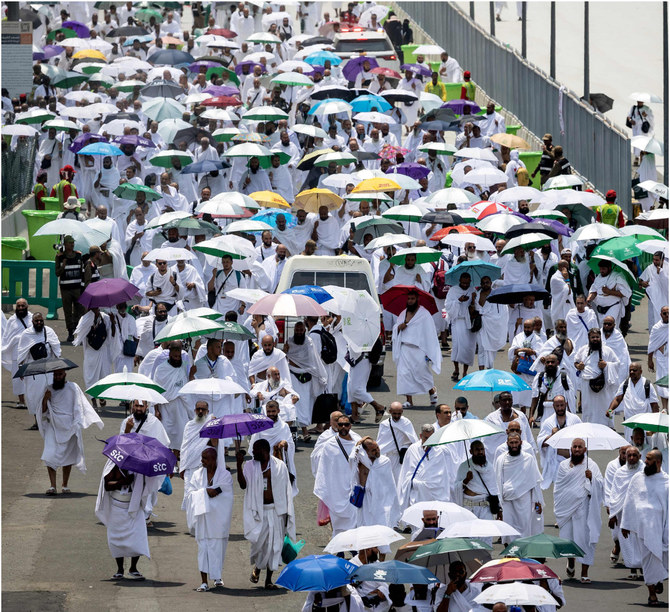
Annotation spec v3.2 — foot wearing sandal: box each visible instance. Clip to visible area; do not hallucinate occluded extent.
[265,583,279,590]
[61,487,71,494]
[648,597,660,606]
[451,372,459,382]
[250,567,260,583]
[127,571,145,581]
[580,577,591,584]
[656,582,664,595]
[111,572,124,580]
[566,562,575,578]
[213,579,224,588]
[429,390,438,406]
[374,409,385,424]
[196,583,209,592]
[46,487,57,496]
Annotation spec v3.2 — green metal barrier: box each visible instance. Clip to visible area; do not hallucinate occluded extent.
[444,82,463,101]
[1,260,62,319]
[1,237,27,291]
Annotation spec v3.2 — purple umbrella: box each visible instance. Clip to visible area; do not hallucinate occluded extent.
[114,135,157,149]
[535,217,574,237]
[203,85,240,97]
[189,60,222,72]
[306,64,325,77]
[62,20,90,38]
[103,433,176,477]
[443,100,481,115]
[34,45,64,61]
[234,61,267,76]
[78,278,140,309]
[69,133,108,154]
[388,162,430,181]
[400,63,431,77]
[200,414,273,440]
[342,56,379,82]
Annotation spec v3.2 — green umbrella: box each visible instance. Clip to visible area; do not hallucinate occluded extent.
[256,150,291,169]
[113,183,163,202]
[154,314,226,343]
[53,71,90,89]
[314,152,357,168]
[209,321,255,341]
[16,109,56,125]
[164,217,220,236]
[271,72,314,87]
[622,412,669,433]
[115,79,146,93]
[592,235,656,261]
[46,27,77,41]
[657,375,669,388]
[149,149,194,168]
[587,255,638,290]
[135,8,164,22]
[389,246,442,265]
[86,371,165,398]
[382,204,425,222]
[243,106,289,122]
[75,62,105,75]
[205,65,240,86]
[142,98,186,122]
[88,74,116,88]
[500,533,586,559]
[409,538,492,564]
[213,127,241,143]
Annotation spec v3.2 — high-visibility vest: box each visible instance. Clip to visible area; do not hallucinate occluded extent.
[599,203,621,227]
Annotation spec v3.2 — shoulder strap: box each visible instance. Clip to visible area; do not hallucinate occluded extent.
[475,467,492,495]
[388,421,401,453]
[410,448,430,487]
[335,437,350,462]
[621,378,629,397]
[644,379,651,399]
[561,372,569,390]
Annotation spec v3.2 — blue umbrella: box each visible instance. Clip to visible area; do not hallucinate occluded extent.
[350,561,440,585]
[251,209,296,228]
[122,34,155,46]
[307,97,350,115]
[276,555,356,591]
[103,433,177,476]
[304,50,342,66]
[283,285,333,304]
[487,283,548,305]
[443,261,502,286]
[77,142,124,156]
[69,133,108,154]
[351,94,391,113]
[454,369,531,392]
[181,159,231,174]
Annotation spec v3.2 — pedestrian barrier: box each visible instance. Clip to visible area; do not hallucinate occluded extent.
[1,237,27,292]
[21,210,58,260]
[1,259,62,319]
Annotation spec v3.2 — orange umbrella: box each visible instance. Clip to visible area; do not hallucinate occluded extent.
[351,177,402,193]
[249,190,290,208]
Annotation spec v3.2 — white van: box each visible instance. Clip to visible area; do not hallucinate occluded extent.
[332,31,401,74]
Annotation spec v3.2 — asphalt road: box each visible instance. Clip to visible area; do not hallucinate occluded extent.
[1,297,662,611]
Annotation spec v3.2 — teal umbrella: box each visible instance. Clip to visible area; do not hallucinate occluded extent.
[141,98,186,122]
[113,183,163,202]
[444,261,502,286]
[501,533,586,559]
[592,235,656,261]
[53,71,90,89]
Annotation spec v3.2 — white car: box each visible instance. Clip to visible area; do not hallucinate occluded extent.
[332,31,401,76]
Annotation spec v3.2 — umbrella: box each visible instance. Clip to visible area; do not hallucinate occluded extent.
[113,183,162,202]
[401,502,476,529]
[545,423,628,451]
[425,419,506,448]
[380,285,437,316]
[462,167,508,187]
[501,533,586,559]
[637,180,669,199]
[324,526,404,554]
[179,379,248,397]
[212,127,241,142]
[364,234,417,250]
[201,96,242,108]
[294,188,344,213]
[504,220,558,240]
[381,172,419,190]
[587,255,638,290]
[15,109,56,124]
[141,97,186,122]
[527,209,568,223]
[382,205,425,223]
[353,178,401,194]
[276,555,356,592]
[439,233,495,252]
[406,539,492,580]
[453,369,532,392]
[500,233,553,255]
[224,219,274,234]
[247,294,327,317]
[543,175,584,190]
[389,246,441,266]
[381,89,419,104]
[202,85,239,98]
[226,288,270,305]
[477,212,526,234]
[204,28,238,39]
[193,235,256,260]
[135,7,164,23]
[14,357,78,379]
[270,72,314,87]
[76,142,123,157]
[420,211,464,226]
[310,85,355,102]
[495,186,543,202]
[444,100,482,115]
[46,27,78,41]
[350,561,439,586]
[470,559,559,583]
[637,239,669,256]
[196,200,247,218]
[629,91,663,104]
[657,375,669,388]
[2,124,39,138]
[53,72,91,89]
[412,44,445,56]
[314,152,357,167]
[370,66,402,79]
[637,208,670,228]
[470,201,513,220]
[622,412,669,433]
[224,143,273,159]
[474,582,559,607]
[389,163,430,182]
[149,149,194,168]
[34,220,109,251]
[243,106,290,122]
[154,313,227,343]
[181,160,230,175]
[147,49,195,66]
[487,284,549,304]
[585,92,614,113]
[106,26,151,38]
[43,119,80,132]
[200,414,273,440]
[354,219,403,242]
[591,235,656,260]
[309,99,353,117]
[174,307,222,321]
[283,285,333,304]
[631,135,664,156]
[571,222,621,242]
[304,50,343,66]
[430,226,482,241]
[336,289,381,353]
[96,385,168,405]
[78,279,139,309]
[351,94,391,113]
[86,370,165,397]
[207,321,256,342]
[246,32,282,44]
[20,8,42,28]
[292,124,328,139]
[490,133,530,149]
[400,63,432,77]
[113,135,157,149]
[103,433,176,477]
[355,111,396,125]
[618,225,665,239]
[425,188,478,208]
[439,519,520,539]
[443,261,501,286]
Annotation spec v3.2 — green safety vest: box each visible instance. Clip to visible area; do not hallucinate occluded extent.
[600,203,621,227]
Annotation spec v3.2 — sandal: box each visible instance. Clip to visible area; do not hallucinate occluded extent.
[429,392,439,406]
[29,424,39,431]
[566,563,575,578]
[250,568,260,584]
[648,597,660,606]
[450,372,459,382]
[265,583,279,590]
[127,571,145,581]
[213,579,224,588]
[402,401,412,409]
[656,582,664,595]
[99,399,107,408]
[610,552,619,563]
[580,577,591,584]
[374,408,385,424]
[61,487,71,495]
[111,572,124,580]
[302,434,312,443]
[196,583,209,592]
[46,487,56,496]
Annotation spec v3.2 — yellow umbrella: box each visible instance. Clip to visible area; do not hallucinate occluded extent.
[73,49,107,61]
[250,190,290,208]
[351,177,402,193]
[294,188,344,213]
[490,133,530,149]
[297,147,335,170]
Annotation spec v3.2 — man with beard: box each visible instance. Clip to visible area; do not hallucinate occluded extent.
[38,369,103,496]
[274,209,313,257]
[436,560,483,612]
[452,440,501,522]
[385,253,431,292]
[607,446,644,580]
[549,261,575,326]
[392,291,441,408]
[493,420,534,463]
[190,338,235,418]
[607,362,660,442]
[179,401,216,500]
[601,315,631,385]
[136,302,170,361]
[284,321,327,442]
[238,156,271,194]
[145,259,180,312]
[73,306,113,409]
[474,276,509,370]
[261,244,287,293]
[248,334,290,384]
[529,353,576,425]
[1,299,33,408]
[17,312,62,429]
[310,205,342,256]
[508,319,543,414]
[208,255,246,316]
[587,259,632,326]
[554,438,604,583]
[484,391,536,458]
[494,433,544,543]
[501,246,532,286]
[376,402,418,481]
[237,439,296,589]
[268,154,294,204]
[250,367,299,423]
[153,341,191,456]
[531,318,576,388]
[445,272,477,381]
[648,306,669,410]
[574,328,620,426]
[509,294,544,343]
[172,259,207,311]
[537,395,582,489]
[349,547,390,608]
[604,446,629,565]
[566,294,598,355]
[621,450,669,606]
[109,303,138,375]
[639,251,668,330]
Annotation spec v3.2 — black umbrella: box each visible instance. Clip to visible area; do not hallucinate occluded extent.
[14,357,78,379]
[140,79,185,98]
[310,85,356,101]
[71,57,107,68]
[505,222,559,240]
[102,112,141,124]
[420,211,464,226]
[381,90,418,104]
[148,50,195,66]
[19,8,42,28]
[487,283,549,305]
[303,36,334,47]
[420,108,458,124]
[352,151,380,162]
[106,26,151,38]
[419,119,458,132]
[174,126,214,147]
[584,93,614,113]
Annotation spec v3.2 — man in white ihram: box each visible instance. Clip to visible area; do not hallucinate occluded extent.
[184,447,233,592]
[248,334,291,384]
[445,272,477,382]
[250,366,299,423]
[179,401,216,506]
[451,440,500,521]
[391,290,440,408]
[553,438,604,584]
[648,306,669,411]
[1,298,32,409]
[376,402,418,480]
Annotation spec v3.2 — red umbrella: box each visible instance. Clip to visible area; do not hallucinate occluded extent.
[206,28,238,39]
[430,225,483,241]
[371,67,402,79]
[380,285,437,316]
[471,201,513,220]
[469,559,559,583]
[201,96,243,108]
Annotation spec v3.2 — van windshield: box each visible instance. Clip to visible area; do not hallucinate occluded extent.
[291,271,370,293]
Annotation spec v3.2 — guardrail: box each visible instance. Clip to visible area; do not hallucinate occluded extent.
[1,260,62,319]
[395,2,632,216]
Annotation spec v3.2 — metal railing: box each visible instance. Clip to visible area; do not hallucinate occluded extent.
[2,135,38,212]
[396,2,632,215]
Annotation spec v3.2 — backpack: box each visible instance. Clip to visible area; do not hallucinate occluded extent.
[87,316,108,350]
[431,258,448,299]
[310,328,337,364]
[621,377,651,399]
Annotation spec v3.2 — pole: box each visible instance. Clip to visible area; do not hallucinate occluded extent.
[490,1,496,36]
[583,1,590,100]
[663,1,669,184]
[470,1,475,20]
[550,2,556,78]
[521,2,527,58]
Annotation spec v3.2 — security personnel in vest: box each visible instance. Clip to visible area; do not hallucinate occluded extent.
[55,235,84,343]
[596,190,625,228]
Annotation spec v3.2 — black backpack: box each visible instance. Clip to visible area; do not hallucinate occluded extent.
[621,377,651,399]
[310,328,337,365]
[87,316,108,350]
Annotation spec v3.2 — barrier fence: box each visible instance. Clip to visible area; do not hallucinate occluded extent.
[1,260,61,319]
[2,135,38,212]
[396,2,632,216]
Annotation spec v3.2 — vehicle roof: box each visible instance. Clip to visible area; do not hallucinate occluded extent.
[333,31,390,41]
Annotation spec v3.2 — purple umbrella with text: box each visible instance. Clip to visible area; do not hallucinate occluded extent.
[103,433,176,476]
[199,413,273,441]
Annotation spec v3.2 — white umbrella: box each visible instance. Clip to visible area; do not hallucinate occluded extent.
[154,312,227,343]
[425,419,505,447]
[156,118,192,145]
[271,72,313,87]
[146,67,183,82]
[97,384,169,404]
[500,233,553,256]
[629,92,663,104]
[493,186,542,202]
[439,518,520,539]
[358,5,389,26]
[2,124,39,137]
[179,378,248,396]
[639,208,670,221]
[193,235,257,260]
[144,247,196,262]
[86,368,165,395]
[183,92,214,105]
[224,219,273,233]
[180,307,223,320]
[418,142,456,156]
[103,119,145,136]
[571,222,621,242]
[424,188,478,208]
[439,233,495,252]
[631,135,664,156]
[322,174,357,190]
[196,199,246,217]
[246,51,276,63]
[622,412,669,432]
[536,189,604,208]
[462,166,508,187]
[453,147,498,163]
[34,220,109,251]
[637,180,669,199]
[381,204,425,221]
[225,287,269,304]
[338,289,380,353]
[347,191,394,203]
[384,172,421,190]
[204,39,240,50]
[145,210,192,229]
[618,225,665,239]
[224,143,273,158]
[276,60,313,72]
[419,91,445,113]
[64,90,99,103]
[476,212,526,234]
[364,234,417,250]
[149,148,194,168]
[292,124,327,139]
[324,525,404,554]
[474,582,559,607]
[354,111,396,125]
[545,423,627,451]
[401,501,476,529]
[243,106,289,122]
[312,100,353,117]
[637,239,669,256]
[543,175,584,190]
[43,119,81,132]
[201,108,236,122]
[413,44,445,56]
